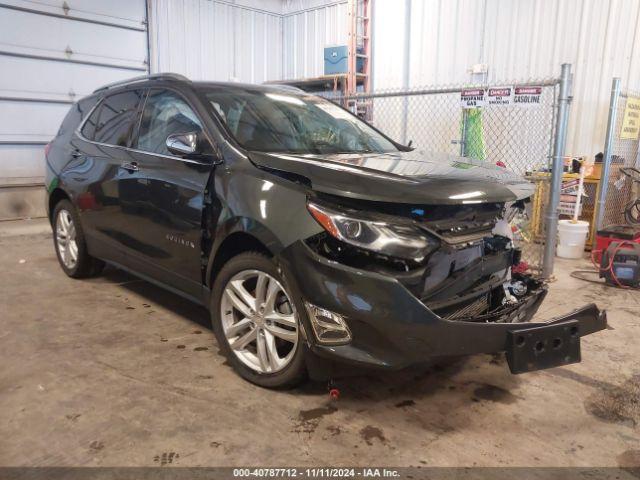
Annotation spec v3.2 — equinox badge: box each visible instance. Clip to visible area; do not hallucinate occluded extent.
[166,233,195,249]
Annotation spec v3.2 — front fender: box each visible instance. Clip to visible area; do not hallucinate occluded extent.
[204,161,323,287]
[204,215,284,284]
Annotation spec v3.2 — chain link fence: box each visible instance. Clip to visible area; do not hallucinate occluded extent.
[321,78,562,274]
[597,87,640,230]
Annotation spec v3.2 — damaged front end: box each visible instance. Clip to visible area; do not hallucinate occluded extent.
[298,194,606,374]
[306,195,547,324]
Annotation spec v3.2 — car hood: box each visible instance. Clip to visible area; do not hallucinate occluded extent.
[248,149,535,205]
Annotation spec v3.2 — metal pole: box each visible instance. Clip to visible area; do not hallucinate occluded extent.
[592,77,621,247]
[144,0,152,74]
[542,63,573,278]
[460,109,468,157]
[400,0,411,144]
[348,78,560,100]
[369,0,376,93]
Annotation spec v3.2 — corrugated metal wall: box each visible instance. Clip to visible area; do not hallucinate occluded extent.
[148,0,283,83]
[373,0,640,158]
[3,0,637,218]
[149,0,348,82]
[282,0,348,79]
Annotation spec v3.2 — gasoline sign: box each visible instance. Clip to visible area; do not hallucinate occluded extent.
[513,86,542,108]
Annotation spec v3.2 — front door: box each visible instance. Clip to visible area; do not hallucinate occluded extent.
[119,88,213,297]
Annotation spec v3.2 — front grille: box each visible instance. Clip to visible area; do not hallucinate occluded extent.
[437,294,490,320]
[409,202,502,246]
[433,285,547,324]
[435,226,495,245]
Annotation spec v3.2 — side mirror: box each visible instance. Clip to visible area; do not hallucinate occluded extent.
[166,132,198,156]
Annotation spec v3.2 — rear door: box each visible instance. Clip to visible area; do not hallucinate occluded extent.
[74,89,145,262]
[119,88,214,298]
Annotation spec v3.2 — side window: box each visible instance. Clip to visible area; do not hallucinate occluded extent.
[136,89,203,156]
[80,102,102,140]
[59,97,94,138]
[93,90,144,147]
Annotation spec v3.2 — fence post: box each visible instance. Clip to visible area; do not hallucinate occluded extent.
[459,109,468,156]
[542,63,572,278]
[592,77,621,246]
[400,0,411,144]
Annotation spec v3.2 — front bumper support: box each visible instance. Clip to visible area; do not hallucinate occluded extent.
[505,304,606,373]
[278,241,607,373]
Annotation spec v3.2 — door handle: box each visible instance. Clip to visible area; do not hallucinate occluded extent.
[71,150,82,158]
[121,161,139,172]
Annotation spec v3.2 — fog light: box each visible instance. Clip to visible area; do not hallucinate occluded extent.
[304,302,352,345]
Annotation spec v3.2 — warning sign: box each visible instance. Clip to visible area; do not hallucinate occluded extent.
[559,178,586,216]
[487,87,513,107]
[558,201,582,217]
[513,86,542,108]
[560,179,580,195]
[460,88,486,108]
[620,97,640,140]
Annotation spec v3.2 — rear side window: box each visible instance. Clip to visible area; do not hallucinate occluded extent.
[136,89,203,156]
[93,90,144,147]
[58,96,98,139]
[80,102,101,140]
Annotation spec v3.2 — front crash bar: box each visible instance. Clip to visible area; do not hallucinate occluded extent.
[505,304,607,373]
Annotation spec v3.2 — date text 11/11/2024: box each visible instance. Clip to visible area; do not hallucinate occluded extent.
[232,467,401,478]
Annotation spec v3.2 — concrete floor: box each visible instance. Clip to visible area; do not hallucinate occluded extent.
[1,221,638,468]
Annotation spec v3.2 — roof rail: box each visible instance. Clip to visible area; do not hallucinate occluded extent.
[93,73,190,93]
[269,84,306,94]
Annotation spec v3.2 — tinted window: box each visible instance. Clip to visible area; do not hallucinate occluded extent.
[136,89,203,156]
[80,101,101,140]
[93,90,144,147]
[201,87,398,154]
[60,97,97,138]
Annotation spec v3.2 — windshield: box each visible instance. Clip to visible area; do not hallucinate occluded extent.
[200,87,399,155]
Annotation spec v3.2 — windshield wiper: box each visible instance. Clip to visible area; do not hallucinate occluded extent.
[323,149,376,154]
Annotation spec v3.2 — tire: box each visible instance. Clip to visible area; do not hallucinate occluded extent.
[52,199,105,278]
[210,252,307,388]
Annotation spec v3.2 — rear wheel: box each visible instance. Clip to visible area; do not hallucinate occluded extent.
[52,199,104,278]
[210,252,307,388]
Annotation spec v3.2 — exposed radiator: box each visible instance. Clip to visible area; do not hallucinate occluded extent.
[441,294,489,320]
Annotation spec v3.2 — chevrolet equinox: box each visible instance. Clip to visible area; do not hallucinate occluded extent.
[45,74,606,388]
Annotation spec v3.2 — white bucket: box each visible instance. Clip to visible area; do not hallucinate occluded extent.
[557,219,590,259]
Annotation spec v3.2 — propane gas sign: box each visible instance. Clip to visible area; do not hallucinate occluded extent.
[460,88,486,108]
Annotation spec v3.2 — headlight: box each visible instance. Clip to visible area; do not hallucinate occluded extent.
[307,200,438,261]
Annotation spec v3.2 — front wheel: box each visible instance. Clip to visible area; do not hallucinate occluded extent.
[210,252,307,388]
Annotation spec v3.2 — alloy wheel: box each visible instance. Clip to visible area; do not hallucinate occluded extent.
[56,209,78,269]
[220,269,299,374]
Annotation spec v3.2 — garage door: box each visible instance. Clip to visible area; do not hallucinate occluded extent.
[0,0,149,219]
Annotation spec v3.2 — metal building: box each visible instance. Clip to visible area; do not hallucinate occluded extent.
[1,0,639,220]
